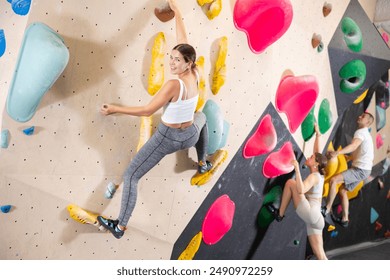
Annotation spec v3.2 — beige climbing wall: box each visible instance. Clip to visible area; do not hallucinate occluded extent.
[0,0,386,260]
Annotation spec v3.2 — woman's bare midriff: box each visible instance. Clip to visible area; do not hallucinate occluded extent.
[162,120,193,129]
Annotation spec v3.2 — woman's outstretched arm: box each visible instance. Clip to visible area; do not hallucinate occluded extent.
[168,0,188,44]
[313,123,320,154]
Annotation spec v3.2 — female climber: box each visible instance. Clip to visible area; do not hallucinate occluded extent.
[97,0,212,239]
[267,123,328,260]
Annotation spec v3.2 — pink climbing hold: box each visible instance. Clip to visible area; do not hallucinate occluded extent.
[263,141,295,178]
[275,74,319,133]
[243,114,277,158]
[382,32,389,43]
[202,194,235,245]
[376,133,384,149]
[233,0,293,54]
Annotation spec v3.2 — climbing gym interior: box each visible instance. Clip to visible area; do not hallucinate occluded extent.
[0,0,389,260]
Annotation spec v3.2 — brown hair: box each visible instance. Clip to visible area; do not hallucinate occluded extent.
[315,152,328,176]
[363,111,374,125]
[173,44,197,69]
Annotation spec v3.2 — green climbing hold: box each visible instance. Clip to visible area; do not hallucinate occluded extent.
[318,98,332,134]
[257,186,282,229]
[301,108,316,142]
[341,17,363,52]
[293,240,300,245]
[339,59,366,94]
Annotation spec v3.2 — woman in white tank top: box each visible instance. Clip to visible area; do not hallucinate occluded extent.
[97,0,212,239]
[267,124,329,260]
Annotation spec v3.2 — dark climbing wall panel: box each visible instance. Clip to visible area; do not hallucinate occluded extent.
[171,103,310,260]
[328,0,390,116]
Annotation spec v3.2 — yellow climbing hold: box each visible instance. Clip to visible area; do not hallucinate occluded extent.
[211,36,227,95]
[148,32,165,96]
[324,141,338,181]
[67,204,100,227]
[178,231,203,260]
[195,56,207,111]
[327,225,336,231]
[347,180,364,200]
[353,89,368,104]
[137,115,153,152]
[205,0,222,20]
[191,149,228,186]
[197,0,214,5]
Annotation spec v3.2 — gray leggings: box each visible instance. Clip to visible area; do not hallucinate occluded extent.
[118,112,208,227]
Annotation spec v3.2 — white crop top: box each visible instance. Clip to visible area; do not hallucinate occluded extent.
[161,79,199,124]
[305,172,324,199]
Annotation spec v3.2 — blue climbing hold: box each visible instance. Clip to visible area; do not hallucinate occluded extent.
[1,205,12,213]
[0,29,6,57]
[23,126,34,135]
[8,0,32,16]
[6,22,69,123]
[330,230,338,238]
[1,129,10,148]
[370,207,379,224]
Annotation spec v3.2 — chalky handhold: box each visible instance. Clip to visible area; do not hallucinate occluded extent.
[339,59,366,94]
[154,1,175,22]
[1,205,12,213]
[322,2,332,17]
[243,114,277,158]
[262,141,295,178]
[341,17,362,52]
[1,129,10,148]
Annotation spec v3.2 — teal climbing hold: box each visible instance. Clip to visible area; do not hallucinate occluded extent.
[341,17,363,52]
[1,205,12,213]
[370,207,379,224]
[23,126,34,135]
[1,129,10,148]
[376,105,386,131]
[202,100,229,154]
[6,22,69,122]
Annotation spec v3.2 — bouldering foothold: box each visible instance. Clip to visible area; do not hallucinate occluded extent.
[0,29,6,57]
[330,230,338,238]
[154,3,175,22]
[262,141,295,178]
[1,129,10,148]
[1,205,12,213]
[293,240,299,246]
[66,204,101,228]
[104,182,118,199]
[327,225,336,231]
[257,185,283,229]
[6,22,69,122]
[353,89,368,104]
[275,74,319,133]
[385,230,390,238]
[22,126,34,135]
[311,33,322,48]
[202,100,226,154]
[370,207,379,224]
[191,150,228,186]
[8,0,32,16]
[317,41,324,53]
[376,133,384,149]
[211,36,228,95]
[341,17,363,52]
[202,194,235,245]
[195,56,207,111]
[233,0,293,54]
[178,231,202,260]
[243,114,277,158]
[148,32,165,96]
[339,59,366,94]
[376,105,386,132]
[375,221,383,232]
[322,2,332,17]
